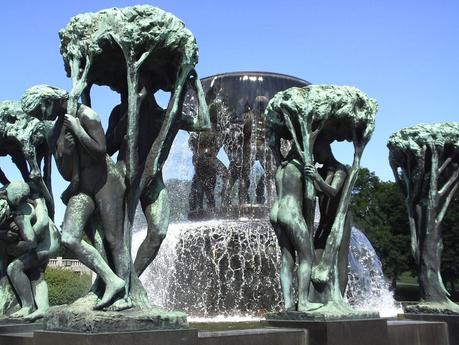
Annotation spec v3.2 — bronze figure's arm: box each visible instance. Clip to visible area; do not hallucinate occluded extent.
[12,203,37,254]
[64,106,107,158]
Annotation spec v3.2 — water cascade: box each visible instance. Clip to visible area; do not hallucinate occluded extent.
[132,72,402,321]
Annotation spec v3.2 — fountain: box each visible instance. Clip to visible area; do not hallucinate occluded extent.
[132,73,401,321]
[133,221,402,320]
[187,71,310,220]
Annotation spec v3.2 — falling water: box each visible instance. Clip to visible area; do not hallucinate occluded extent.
[345,227,403,317]
[132,219,402,320]
[152,72,401,320]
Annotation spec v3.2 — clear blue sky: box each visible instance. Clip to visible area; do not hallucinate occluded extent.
[0,1,458,223]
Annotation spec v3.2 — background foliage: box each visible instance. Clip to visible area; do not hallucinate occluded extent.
[351,168,459,300]
[45,267,92,306]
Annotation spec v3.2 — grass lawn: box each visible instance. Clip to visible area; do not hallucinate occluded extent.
[394,272,459,302]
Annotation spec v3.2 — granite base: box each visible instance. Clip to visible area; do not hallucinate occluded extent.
[199,328,307,345]
[386,320,448,345]
[404,313,459,345]
[263,318,388,345]
[33,328,197,345]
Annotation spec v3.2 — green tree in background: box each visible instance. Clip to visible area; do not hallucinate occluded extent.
[351,168,411,287]
[441,194,459,296]
[351,168,459,296]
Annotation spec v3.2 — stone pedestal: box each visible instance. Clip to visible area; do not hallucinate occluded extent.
[44,294,187,333]
[263,318,388,345]
[386,320,448,345]
[0,321,42,334]
[404,313,459,345]
[199,328,308,345]
[0,321,43,345]
[33,329,197,345]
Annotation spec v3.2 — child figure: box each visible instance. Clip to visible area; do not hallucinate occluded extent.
[0,181,60,321]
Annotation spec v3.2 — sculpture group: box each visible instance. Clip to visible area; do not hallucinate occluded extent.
[266,85,378,317]
[0,4,458,330]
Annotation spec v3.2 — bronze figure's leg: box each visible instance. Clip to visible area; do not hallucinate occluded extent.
[135,173,170,276]
[7,254,39,317]
[61,193,125,310]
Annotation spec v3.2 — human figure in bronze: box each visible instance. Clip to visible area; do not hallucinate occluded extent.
[21,85,129,310]
[188,92,228,218]
[265,85,377,317]
[0,181,60,320]
[268,125,319,312]
[304,127,350,293]
[106,73,210,276]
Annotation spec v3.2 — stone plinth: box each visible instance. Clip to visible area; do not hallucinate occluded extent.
[387,320,448,345]
[33,329,197,345]
[44,302,187,333]
[199,328,307,345]
[404,313,459,345]
[263,318,388,345]
[265,308,379,322]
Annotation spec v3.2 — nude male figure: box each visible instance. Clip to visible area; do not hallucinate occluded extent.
[106,74,209,276]
[21,85,129,309]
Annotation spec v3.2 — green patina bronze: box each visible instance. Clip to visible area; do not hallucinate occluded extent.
[265,85,378,319]
[37,5,207,329]
[0,181,60,321]
[388,123,459,314]
[0,101,54,218]
[0,5,209,329]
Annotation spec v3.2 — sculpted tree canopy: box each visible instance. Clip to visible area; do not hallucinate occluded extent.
[32,5,211,329]
[265,85,378,319]
[58,5,206,210]
[0,101,54,218]
[388,122,459,313]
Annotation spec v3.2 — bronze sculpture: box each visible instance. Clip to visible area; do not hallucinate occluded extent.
[0,181,59,321]
[388,123,459,314]
[266,85,378,318]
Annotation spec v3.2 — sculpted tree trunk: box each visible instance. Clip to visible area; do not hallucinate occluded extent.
[388,123,459,313]
[58,5,208,311]
[265,85,378,318]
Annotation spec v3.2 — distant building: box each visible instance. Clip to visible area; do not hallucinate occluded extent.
[48,257,95,281]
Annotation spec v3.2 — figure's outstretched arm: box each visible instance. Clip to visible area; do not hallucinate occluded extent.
[180,71,211,132]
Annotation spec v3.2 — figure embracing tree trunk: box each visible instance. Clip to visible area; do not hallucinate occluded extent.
[388,123,459,313]
[265,85,378,319]
[55,5,209,314]
[0,5,209,330]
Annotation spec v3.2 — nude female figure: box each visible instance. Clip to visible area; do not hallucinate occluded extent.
[268,127,319,312]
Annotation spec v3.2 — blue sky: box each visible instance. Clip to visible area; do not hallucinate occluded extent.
[0,1,458,223]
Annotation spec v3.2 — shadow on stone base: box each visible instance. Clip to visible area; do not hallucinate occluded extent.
[387,320,448,345]
[404,313,459,345]
[262,318,388,345]
[33,329,197,345]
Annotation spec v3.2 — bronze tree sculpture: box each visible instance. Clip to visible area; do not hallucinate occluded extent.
[388,123,459,314]
[266,85,378,318]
